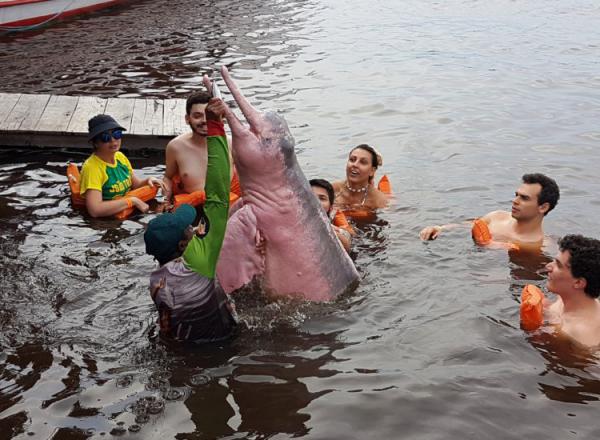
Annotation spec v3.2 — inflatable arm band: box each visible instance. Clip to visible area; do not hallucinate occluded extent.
[332,210,355,235]
[520,284,545,331]
[471,219,519,251]
[66,163,157,220]
[171,171,241,211]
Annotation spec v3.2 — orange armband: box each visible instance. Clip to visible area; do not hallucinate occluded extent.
[173,190,207,211]
[520,284,545,331]
[66,162,86,208]
[471,219,492,245]
[471,218,520,251]
[114,185,158,220]
[377,174,391,195]
[332,210,355,235]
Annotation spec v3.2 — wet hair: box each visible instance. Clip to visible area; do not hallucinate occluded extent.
[522,173,560,215]
[559,234,600,299]
[309,178,334,206]
[186,91,211,115]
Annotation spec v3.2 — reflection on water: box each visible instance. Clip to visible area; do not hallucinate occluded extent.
[3,0,600,438]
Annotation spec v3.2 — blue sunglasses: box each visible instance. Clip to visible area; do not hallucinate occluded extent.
[97,129,123,143]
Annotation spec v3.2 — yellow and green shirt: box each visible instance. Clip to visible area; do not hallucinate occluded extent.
[79,151,133,200]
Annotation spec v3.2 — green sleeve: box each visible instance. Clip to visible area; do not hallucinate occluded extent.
[183,120,230,278]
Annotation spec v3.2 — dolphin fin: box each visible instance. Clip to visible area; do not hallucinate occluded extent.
[217,204,265,293]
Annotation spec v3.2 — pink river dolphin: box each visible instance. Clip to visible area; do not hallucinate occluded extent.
[215,66,360,302]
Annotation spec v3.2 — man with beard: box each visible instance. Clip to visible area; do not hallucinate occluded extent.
[162,91,234,203]
[419,173,560,249]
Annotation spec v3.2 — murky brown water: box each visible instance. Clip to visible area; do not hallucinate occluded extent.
[2,0,600,438]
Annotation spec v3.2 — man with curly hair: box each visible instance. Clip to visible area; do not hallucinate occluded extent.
[545,234,600,347]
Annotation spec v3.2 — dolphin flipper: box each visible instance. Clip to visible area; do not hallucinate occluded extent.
[217,204,265,293]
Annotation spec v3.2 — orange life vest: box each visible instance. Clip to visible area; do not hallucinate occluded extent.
[520,284,545,331]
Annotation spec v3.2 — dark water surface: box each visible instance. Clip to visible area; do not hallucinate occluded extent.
[2,0,600,438]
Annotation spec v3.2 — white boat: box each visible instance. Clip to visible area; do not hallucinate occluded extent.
[0,0,130,30]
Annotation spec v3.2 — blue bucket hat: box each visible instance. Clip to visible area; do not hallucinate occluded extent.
[88,114,126,141]
[144,204,196,265]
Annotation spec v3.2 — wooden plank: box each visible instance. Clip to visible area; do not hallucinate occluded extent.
[0,132,170,150]
[36,95,79,132]
[104,97,135,132]
[0,93,21,126]
[67,96,107,133]
[1,94,50,131]
[163,98,187,137]
[131,98,164,135]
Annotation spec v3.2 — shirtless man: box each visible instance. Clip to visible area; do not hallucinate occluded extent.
[162,91,233,202]
[545,235,600,347]
[419,173,560,249]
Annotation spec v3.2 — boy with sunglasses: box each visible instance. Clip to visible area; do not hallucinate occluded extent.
[79,114,164,218]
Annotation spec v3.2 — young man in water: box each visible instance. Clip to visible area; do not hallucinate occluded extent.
[144,98,237,343]
[310,178,352,252]
[419,173,560,249]
[161,90,235,203]
[545,235,600,347]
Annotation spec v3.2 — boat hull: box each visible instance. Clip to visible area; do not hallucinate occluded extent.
[0,0,129,29]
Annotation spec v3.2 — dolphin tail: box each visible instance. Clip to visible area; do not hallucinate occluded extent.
[217,204,265,293]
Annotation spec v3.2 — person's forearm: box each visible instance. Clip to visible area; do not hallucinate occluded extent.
[87,198,132,218]
[162,176,173,200]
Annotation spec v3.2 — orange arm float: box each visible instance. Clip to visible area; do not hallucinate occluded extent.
[377,174,392,195]
[520,284,545,331]
[471,218,492,245]
[173,190,239,211]
[114,185,158,220]
[66,163,86,208]
[332,210,355,235]
[471,218,519,251]
[173,190,207,211]
[170,171,240,210]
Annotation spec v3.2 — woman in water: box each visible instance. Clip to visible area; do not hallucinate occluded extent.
[332,144,388,212]
[79,114,164,218]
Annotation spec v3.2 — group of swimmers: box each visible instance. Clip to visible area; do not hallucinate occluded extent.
[75,83,600,349]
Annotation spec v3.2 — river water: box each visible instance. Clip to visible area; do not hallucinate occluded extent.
[2,0,600,438]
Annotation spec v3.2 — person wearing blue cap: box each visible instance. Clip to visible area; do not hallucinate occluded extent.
[79,114,165,218]
[144,97,237,343]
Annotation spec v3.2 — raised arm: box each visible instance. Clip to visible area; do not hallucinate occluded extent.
[183,98,231,278]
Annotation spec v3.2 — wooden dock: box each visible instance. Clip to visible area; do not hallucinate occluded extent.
[0,93,189,150]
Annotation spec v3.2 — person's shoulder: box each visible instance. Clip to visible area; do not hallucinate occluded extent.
[483,210,510,221]
[115,151,129,161]
[115,151,132,167]
[332,180,344,191]
[81,154,102,170]
[166,133,190,150]
[562,318,600,348]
